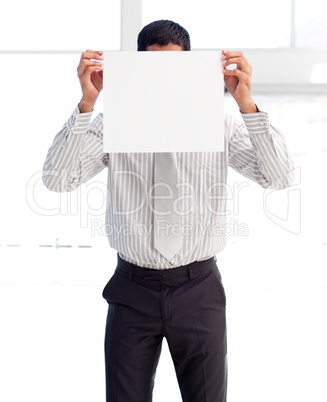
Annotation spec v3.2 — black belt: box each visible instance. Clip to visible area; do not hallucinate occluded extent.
[115,253,216,280]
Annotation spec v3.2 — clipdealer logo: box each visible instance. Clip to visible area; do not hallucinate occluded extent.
[263,167,301,235]
[26,167,301,236]
[91,217,249,240]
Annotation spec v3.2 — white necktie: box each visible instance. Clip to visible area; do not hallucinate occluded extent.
[153,152,182,261]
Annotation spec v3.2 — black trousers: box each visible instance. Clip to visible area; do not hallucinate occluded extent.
[102,254,228,402]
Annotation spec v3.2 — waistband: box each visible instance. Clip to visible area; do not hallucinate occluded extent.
[115,253,216,281]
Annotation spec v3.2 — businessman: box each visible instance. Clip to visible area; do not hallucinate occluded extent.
[43,20,295,402]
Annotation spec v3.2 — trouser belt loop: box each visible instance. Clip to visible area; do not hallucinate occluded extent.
[128,266,134,280]
[188,266,193,280]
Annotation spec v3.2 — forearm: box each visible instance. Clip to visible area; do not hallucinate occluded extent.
[237,98,258,114]
[241,111,295,189]
[78,97,96,113]
[42,106,93,192]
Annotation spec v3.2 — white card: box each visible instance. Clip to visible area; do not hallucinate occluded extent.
[103,51,224,153]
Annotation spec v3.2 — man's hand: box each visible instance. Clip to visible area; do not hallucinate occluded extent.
[77,50,104,113]
[222,50,257,114]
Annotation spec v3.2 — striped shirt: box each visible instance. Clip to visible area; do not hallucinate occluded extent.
[42,105,295,269]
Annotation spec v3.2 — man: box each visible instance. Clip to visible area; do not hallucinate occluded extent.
[43,20,294,402]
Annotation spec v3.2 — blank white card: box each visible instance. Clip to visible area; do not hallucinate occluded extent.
[103,51,224,153]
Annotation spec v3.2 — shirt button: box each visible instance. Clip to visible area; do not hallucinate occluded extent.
[75,122,79,127]
[260,121,264,126]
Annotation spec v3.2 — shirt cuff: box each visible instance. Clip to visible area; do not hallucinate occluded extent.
[66,104,93,135]
[240,107,270,135]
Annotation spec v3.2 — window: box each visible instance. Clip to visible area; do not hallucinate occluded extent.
[295,0,327,46]
[222,93,327,402]
[143,0,292,48]
[1,0,121,50]
[0,4,120,400]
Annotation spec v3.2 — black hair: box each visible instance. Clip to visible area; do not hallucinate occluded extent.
[137,20,191,51]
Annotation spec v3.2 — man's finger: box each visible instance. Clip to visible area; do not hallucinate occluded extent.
[77,60,104,76]
[81,50,104,61]
[222,57,251,73]
[85,65,104,75]
[85,50,104,57]
[223,67,245,80]
[222,50,245,60]
[81,59,104,68]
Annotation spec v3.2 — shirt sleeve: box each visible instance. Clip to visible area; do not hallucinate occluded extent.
[228,108,295,189]
[42,105,108,192]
